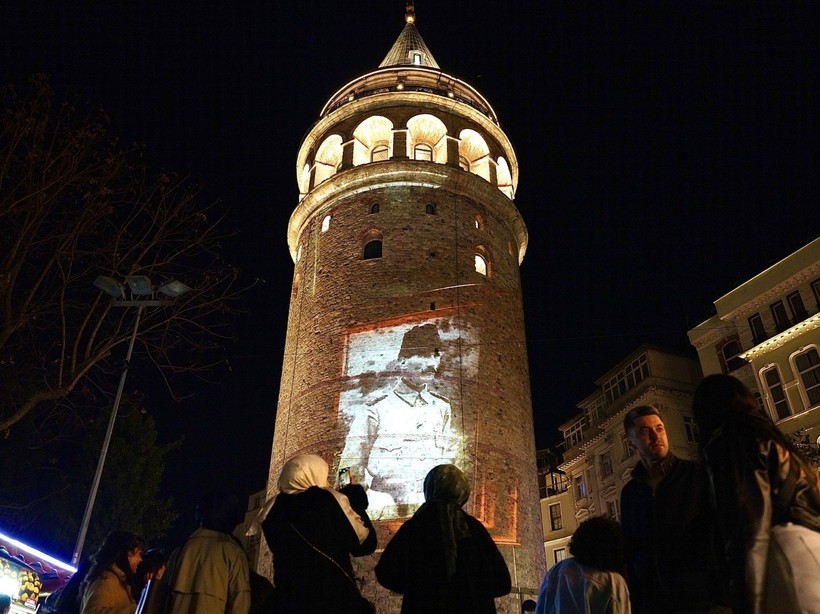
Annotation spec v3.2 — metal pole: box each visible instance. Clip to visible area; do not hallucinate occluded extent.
[71,305,144,566]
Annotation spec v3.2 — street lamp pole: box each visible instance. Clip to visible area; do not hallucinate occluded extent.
[71,305,143,566]
[71,275,191,566]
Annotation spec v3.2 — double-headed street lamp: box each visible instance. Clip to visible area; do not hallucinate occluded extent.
[71,275,191,566]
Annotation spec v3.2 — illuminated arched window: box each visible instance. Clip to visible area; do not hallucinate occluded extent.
[475,254,487,276]
[370,203,380,214]
[321,215,331,233]
[296,244,302,261]
[414,142,434,161]
[371,143,389,162]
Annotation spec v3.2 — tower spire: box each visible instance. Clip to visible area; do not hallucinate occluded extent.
[379,2,439,69]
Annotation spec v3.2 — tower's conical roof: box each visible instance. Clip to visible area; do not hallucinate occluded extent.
[379,4,440,69]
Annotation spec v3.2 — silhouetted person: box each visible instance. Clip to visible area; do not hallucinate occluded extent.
[255,453,377,613]
[376,464,511,613]
[694,374,820,613]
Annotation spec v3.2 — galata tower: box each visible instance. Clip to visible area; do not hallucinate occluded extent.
[264,4,545,610]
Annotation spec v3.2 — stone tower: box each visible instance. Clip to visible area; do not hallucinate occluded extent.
[265,5,545,610]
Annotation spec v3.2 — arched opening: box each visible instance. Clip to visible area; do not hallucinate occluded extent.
[407,114,447,163]
[459,129,491,182]
[363,240,383,260]
[321,215,331,233]
[314,135,343,185]
[370,202,380,214]
[475,254,487,276]
[353,115,393,166]
[425,203,436,215]
[497,156,514,198]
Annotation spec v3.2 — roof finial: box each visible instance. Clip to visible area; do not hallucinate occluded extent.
[405,1,416,24]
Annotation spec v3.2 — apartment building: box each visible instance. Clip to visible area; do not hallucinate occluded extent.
[556,346,702,530]
[537,448,576,570]
[688,237,820,440]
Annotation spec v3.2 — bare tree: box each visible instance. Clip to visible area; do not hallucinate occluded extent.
[0,75,257,435]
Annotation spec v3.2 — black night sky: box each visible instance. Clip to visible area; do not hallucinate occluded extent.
[2,2,818,552]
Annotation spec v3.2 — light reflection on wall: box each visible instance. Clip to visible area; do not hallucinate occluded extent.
[338,314,477,520]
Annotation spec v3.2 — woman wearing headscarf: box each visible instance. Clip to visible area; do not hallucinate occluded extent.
[80,530,143,614]
[375,464,511,613]
[257,453,377,613]
[693,374,820,613]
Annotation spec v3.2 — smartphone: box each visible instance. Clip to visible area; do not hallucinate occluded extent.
[338,466,351,489]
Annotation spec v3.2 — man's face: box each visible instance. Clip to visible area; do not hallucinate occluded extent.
[627,414,668,466]
[400,353,440,376]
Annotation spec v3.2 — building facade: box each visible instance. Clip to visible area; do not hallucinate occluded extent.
[688,237,820,441]
[536,449,576,571]
[556,346,701,532]
[264,7,544,610]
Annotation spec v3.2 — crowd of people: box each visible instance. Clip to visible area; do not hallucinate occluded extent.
[37,374,820,613]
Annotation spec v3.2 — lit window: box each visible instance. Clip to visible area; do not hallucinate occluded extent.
[794,347,820,408]
[297,245,302,261]
[414,142,433,161]
[573,474,587,501]
[371,144,388,162]
[425,203,436,215]
[554,548,567,564]
[321,215,331,233]
[370,203,380,214]
[762,366,791,420]
[412,51,423,65]
[363,239,382,260]
[548,503,563,531]
[474,254,487,276]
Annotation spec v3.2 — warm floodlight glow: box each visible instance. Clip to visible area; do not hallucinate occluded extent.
[125,275,153,296]
[94,276,123,298]
[158,279,192,298]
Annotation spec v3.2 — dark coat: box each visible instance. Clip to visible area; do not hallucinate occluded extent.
[702,421,820,612]
[375,506,511,613]
[620,453,719,612]
[261,486,376,614]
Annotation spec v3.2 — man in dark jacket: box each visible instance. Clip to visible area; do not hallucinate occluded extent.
[619,406,720,613]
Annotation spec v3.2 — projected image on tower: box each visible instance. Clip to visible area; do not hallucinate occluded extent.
[338,316,475,520]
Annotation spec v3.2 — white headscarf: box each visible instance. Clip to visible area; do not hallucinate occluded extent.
[247,454,370,544]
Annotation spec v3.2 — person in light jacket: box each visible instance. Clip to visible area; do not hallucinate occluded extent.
[80,530,143,614]
[165,490,251,614]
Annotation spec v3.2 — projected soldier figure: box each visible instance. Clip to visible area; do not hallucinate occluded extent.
[340,323,455,517]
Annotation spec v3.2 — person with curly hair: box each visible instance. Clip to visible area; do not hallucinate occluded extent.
[536,516,630,613]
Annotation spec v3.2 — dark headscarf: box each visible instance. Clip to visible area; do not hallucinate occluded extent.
[415,464,472,580]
